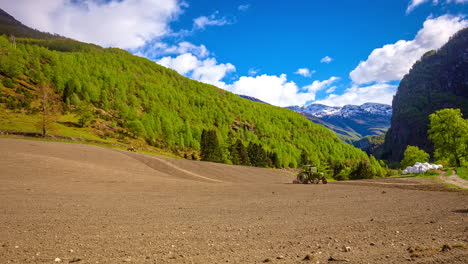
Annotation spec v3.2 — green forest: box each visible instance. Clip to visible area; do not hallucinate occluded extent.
[0,34,385,179]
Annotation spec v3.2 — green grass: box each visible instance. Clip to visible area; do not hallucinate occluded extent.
[0,108,109,142]
[445,169,453,177]
[391,170,440,178]
[456,167,468,181]
[0,107,180,160]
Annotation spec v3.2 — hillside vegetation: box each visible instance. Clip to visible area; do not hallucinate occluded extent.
[0,11,384,178]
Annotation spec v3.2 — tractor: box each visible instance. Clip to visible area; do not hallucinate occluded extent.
[294,165,327,184]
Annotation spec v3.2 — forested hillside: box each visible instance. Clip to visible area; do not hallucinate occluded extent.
[0,10,384,178]
[382,28,468,162]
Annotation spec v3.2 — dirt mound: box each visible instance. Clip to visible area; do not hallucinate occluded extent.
[1,138,467,263]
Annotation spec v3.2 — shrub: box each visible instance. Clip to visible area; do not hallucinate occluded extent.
[400,145,429,169]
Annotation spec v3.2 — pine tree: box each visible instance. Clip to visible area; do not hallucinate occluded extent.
[230,139,249,165]
[200,129,223,163]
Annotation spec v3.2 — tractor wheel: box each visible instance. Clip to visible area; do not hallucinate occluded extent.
[297,172,308,184]
[322,177,328,184]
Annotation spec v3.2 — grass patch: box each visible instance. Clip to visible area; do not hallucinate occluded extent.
[452,243,465,248]
[391,170,440,178]
[445,169,453,177]
[0,108,110,142]
[456,167,468,181]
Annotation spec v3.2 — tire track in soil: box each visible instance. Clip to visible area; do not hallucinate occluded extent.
[115,149,223,183]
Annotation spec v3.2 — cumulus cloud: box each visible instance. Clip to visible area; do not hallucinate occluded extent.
[350,15,467,85]
[193,12,231,30]
[294,68,315,77]
[320,56,333,63]
[157,53,235,88]
[406,0,467,14]
[0,0,183,49]
[226,75,338,107]
[314,83,397,107]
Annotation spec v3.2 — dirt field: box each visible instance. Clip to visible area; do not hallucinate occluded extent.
[1,138,467,264]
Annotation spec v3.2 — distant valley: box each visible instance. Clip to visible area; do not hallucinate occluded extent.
[288,103,392,143]
[237,94,393,144]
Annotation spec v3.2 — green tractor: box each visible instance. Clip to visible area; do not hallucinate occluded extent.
[295,165,328,184]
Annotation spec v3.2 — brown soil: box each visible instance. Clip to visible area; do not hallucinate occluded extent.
[1,138,467,264]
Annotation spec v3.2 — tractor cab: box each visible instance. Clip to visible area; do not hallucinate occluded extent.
[302,165,317,173]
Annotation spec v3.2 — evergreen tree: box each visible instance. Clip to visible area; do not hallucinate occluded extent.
[230,139,249,165]
[200,129,223,163]
[248,142,268,167]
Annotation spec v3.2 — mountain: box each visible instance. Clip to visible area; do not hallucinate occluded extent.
[0,8,62,40]
[238,95,270,104]
[287,103,392,143]
[353,134,385,156]
[382,28,468,162]
[0,9,384,177]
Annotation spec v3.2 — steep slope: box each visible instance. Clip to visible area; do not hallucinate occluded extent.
[0,10,383,175]
[382,28,468,162]
[288,103,392,142]
[238,95,270,104]
[0,8,62,40]
[353,134,386,156]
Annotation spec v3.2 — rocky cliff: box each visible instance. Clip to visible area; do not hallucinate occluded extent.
[382,28,468,161]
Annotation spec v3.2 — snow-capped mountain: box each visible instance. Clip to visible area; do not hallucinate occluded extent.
[287,103,392,118]
[287,103,392,142]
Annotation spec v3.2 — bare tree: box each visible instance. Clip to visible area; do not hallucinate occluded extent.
[36,83,59,137]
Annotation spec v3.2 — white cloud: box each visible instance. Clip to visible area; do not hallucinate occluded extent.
[325,86,337,94]
[226,75,338,107]
[406,0,432,14]
[238,4,250,11]
[314,83,397,107]
[157,53,235,88]
[294,68,315,77]
[350,15,467,85]
[141,41,210,59]
[320,56,333,63]
[248,68,259,76]
[407,0,467,13]
[0,0,183,49]
[158,53,200,75]
[193,12,231,30]
[304,77,340,94]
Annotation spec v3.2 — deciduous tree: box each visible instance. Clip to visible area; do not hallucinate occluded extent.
[35,82,59,136]
[400,145,430,168]
[428,108,468,167]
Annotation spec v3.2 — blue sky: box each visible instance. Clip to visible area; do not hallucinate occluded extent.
[1,0,467,106]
